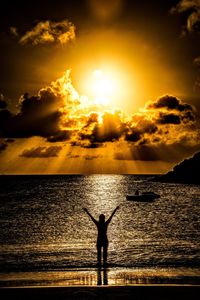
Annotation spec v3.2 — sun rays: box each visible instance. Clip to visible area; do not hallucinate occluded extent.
[0,68,199,174]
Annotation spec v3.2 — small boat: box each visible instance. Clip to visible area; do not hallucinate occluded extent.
[126,192,160,202]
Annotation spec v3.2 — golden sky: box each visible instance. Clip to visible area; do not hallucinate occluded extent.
[0,0,200,174]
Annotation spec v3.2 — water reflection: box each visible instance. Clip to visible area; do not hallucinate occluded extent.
[97,267,108,285]
[1,268,200,287]
[82,175,125,210]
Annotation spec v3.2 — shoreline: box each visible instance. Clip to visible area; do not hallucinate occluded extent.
[1,267,200,287]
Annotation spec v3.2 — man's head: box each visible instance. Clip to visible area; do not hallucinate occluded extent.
[99,214,105,222]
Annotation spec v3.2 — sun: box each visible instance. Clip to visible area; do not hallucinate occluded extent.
[91,69,116,106]
[78,65,132,112]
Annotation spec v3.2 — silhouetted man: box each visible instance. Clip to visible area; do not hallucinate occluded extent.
[83,206,120,266]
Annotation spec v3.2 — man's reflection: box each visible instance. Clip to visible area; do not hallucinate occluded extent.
[97,266,108,285]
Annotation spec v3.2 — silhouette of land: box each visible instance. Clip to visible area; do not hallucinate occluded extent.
[153,152,200,184]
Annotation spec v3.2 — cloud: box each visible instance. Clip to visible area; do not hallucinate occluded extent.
[67,152,102,160]
[157,113,181,125]
[0,71,78,140]
[146,95,194,112]
[79,111,126,145]
[84,154,102,160]
[0,102,64,139]
[19,19,75,46]
[74,94,198,154]
[125,116,158,142]
[20,146,62,158]
[0,70,199,162]
[146,95,195,125]
[171,0,200,34]
[47,131,72,142]
[125,127,141,142]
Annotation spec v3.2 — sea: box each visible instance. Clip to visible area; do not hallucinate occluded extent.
[0,175,200,286]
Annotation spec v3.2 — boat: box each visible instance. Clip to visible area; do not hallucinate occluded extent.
[126,192,160,202]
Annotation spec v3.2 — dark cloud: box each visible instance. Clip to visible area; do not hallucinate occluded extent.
[157,112,181,125]
[79,111,126,145]
[181,111,195,123]
[125,117,157,142]
[0,73,77,141]
[125,128,141,142]
[92,112,125,142]
[171,0,200,34]
[20,146,62,158]
[47,130,72,142]
[0,106,65,139]
[83,142,102,149]
[147,95,196,126]
[70,140,102,148]
[147,95,194,112]
[18,19,75,46]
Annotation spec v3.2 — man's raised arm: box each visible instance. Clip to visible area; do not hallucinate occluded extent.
[106,206,120,225]
[83,208,98,225]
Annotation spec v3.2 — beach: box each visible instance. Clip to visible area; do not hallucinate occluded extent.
[1,285,200,300]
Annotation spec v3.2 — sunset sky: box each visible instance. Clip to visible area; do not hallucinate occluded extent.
[0,0,200,174]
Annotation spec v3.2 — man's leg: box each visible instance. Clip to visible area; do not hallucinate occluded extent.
[103,245,108,265]
[97,245,101,264]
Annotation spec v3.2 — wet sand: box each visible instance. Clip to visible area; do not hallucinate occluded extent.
[1,268,200,299]
[1,285,200,300]
[1,268,200,287]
